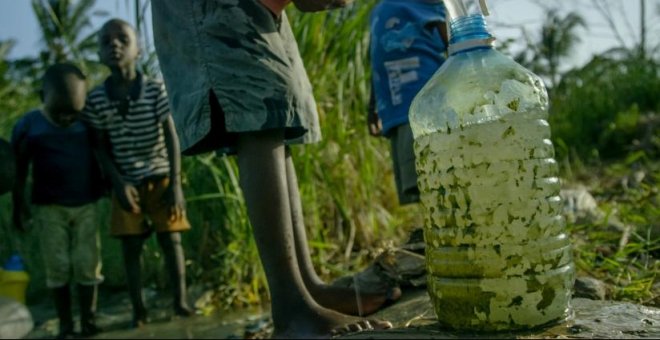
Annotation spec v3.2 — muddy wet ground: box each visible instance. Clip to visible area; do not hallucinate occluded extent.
[24,287,268,339]
[22,287,659,339]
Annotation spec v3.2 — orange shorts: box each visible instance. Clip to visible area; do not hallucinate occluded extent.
[110,176,191,236]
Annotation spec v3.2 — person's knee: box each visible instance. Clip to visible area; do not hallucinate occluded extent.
[71,248,102,286]
[236,129,285,152]
[45,266,71,289]
[43,244,72,288]
[72,265,103,287]
[156,231,181,247]
[121,235,146,255]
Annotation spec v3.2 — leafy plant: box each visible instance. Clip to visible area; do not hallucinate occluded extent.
[515,9,586,89]
[550,49,660,160]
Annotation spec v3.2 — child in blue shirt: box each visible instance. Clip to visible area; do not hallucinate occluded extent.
[12,63,105,338]
[368,0,449,205]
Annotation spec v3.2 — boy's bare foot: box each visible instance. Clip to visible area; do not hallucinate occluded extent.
[272,305,392,339]
[310,285,402,316]
[174,304,196,317]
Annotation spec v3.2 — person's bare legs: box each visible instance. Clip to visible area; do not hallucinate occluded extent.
[284,147,401,316]
[236,130,391,338]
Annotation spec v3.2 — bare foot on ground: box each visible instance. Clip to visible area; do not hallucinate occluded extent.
[310,285,402,316]
[272,305,392,339]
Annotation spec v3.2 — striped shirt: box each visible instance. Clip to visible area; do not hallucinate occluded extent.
[82,73,171,185]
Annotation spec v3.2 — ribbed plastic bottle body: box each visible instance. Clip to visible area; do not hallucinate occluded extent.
[410,47,575,330]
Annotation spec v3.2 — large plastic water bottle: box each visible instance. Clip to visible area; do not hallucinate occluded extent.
[0,254,30,305]
[409,0,575,331]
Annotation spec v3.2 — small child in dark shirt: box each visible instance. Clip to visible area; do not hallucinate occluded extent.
[12,63,104,338]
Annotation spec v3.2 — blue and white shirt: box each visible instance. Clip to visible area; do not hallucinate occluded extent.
[370,0,447,135]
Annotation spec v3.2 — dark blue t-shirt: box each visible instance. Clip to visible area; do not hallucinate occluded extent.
[370,0,447,135]
[11,110,104,206]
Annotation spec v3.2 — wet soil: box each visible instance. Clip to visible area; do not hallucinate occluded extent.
[23,288,660,339]
[24,287,268,339]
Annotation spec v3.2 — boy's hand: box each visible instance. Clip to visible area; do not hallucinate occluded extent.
[115,183,141,214]
[368,109,382,137]
[163,182,185,221]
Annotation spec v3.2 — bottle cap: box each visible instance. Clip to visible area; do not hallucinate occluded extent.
[4,254,25,271]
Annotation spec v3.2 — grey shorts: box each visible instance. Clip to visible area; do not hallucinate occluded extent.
[389,123,420,205]
[32,202,104,288]
[152,0,321,155]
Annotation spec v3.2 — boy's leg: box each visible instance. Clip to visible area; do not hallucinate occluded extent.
[284,148,401,316]
[52,285,74,339]
[389,123,421,205]
[121,235,148,327]
[77,284,100,336]
[113,192,153,328]
[236,129,391,338]
[33,205,75,337]
[70,202,103,336]
[156,231,194,316]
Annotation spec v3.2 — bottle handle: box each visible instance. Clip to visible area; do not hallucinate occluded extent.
[479,0,490,16]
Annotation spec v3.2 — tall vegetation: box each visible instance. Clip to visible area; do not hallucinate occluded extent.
[551,49,659,160]
[515,9,586,89]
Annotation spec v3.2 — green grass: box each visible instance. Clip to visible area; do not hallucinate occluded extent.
[563,157,659,306]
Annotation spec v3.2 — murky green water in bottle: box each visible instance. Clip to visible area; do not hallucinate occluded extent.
[410,3,575,331]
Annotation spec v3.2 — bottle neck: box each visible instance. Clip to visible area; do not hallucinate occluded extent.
[448,14,495,55]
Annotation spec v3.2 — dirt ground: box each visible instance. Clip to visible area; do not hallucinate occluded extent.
[19,287,660,339]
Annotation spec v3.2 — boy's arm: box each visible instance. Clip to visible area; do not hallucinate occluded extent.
[368,83,382,137]
[12,137,30,232]
[366,39,382,137]
[162,115,185,220]
[89,128,141,213]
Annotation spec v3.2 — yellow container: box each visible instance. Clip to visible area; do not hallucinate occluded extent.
[0,268,30,305]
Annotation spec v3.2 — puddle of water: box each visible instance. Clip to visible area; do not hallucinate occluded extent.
[93,309,269,339]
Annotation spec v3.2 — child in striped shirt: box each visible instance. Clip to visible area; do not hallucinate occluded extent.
[82,18,194,328]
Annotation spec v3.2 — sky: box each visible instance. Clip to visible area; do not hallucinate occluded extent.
[0,0,657,70]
